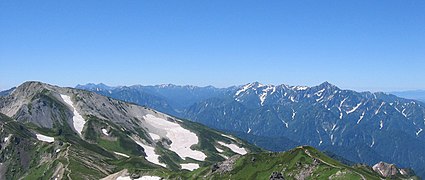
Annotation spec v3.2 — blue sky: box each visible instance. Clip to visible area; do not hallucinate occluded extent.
[1,1,424,91]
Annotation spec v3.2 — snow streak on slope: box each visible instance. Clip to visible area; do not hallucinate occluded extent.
[36,134,54,143]
[357,111,365,124]
[102,129,109,136]
[60,94,85,136]
[114,152,130,158]
[347,102,362,114]
[218,141,247,155]
[143,114,206,161]
[148,133,161,141]
[259,86,275,106]
[133,139,166,167]
[180,163,200,171]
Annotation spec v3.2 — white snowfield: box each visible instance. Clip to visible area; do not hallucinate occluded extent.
[102,129,109,136]
[114,152,130,158]
[218,141,247,155]
[36,134,55,143]
[143,114,206,161]
[180,163,200,171]
[215,146,224,153]
[133,139,166,167]
[221,134,237,141]
[148,133,161,141]
[60,94,85,136]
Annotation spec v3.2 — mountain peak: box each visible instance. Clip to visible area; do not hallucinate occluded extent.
[246,82,265,87]
[315,81,340,91]
[319,81,336,88]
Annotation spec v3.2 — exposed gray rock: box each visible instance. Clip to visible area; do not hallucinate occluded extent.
[270,172,284,180]
[210,155,240,174]
[372,161,412,178]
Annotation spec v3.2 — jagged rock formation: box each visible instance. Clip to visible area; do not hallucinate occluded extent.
[372,161,413,178]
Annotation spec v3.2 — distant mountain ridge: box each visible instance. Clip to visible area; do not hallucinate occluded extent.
[390,90,425,103]
[76,82,425,178]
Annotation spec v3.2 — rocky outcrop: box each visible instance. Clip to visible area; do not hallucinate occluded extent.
[211,155,240,174]
[270,172,285,180]
[372,161,412,178]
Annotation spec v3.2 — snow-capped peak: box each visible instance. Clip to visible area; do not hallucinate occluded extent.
[235,82,265,96]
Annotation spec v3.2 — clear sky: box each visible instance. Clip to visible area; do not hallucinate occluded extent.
[1,1,424,92]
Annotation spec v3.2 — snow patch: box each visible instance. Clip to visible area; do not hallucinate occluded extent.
[314,88,325,97]
[101,129,109,136]
[293,86,308,91]
[236,83,255,96]
[375,102,385,115]
[181,163,199,171]
[291,109,296,120]
[331,124,337,131]
[218,141,247,155]
[247,128,251,133]
[219,154,229,159]
[114,152,130,158]
[281,119,288,128]
[137,176,162,180]
[402,108,408,117]
[148,133,161,141]
[347,102,362,114]
[340,97,348,107]
[357,111,365,124]
[379,120,384,130]
[215,147,224,153]
[143,114,206,161]
[316,95,324,102]
[60,94,85,136]
[133,139,166,167]
[36,134,54,143]
[221,134,237,141]
[416,128,423,136]
[259,86,275,105]
[3,135,11,142]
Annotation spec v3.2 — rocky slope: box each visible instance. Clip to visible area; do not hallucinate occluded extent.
[372,161,414,178]
[0,82,258,179]
[77,82,425,178]
[0,81,419,179]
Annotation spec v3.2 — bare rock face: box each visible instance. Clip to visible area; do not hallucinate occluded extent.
[372,161,407,178]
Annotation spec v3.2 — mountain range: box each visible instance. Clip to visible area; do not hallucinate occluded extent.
[1,81,415,179]
[75,81,425,178]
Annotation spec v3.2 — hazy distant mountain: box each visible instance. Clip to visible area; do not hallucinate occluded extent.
[0,81,402,179]
[0,87,15,96]
[78,81,425,177]
[76,83,230,116]
[390,90,425,102]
